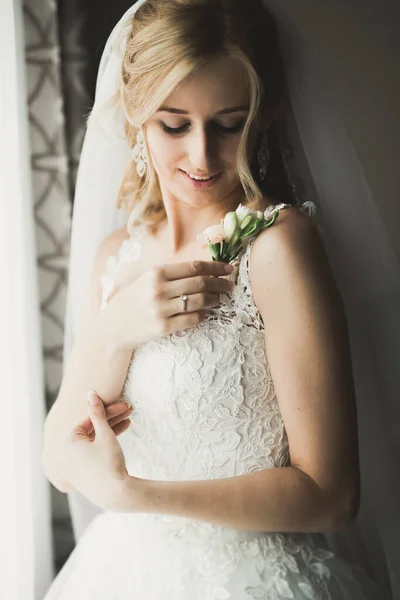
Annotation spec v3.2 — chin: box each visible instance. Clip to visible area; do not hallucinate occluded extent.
[180,190,220,206]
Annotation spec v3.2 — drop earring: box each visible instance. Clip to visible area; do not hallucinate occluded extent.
[132,129,147,177]
[257,128,270,181]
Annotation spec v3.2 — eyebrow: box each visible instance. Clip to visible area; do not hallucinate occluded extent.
[156,105,249,115]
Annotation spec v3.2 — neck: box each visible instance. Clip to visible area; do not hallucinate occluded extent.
[156,187,246,256]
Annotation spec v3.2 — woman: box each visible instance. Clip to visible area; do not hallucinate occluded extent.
[42,0,390,597]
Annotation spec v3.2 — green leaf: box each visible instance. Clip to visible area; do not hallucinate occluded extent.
[209,243,220,260]
[230,247,243,262]
[262,211,279,228]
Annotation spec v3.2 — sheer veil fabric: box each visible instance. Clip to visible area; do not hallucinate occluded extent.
[63,1,399,596]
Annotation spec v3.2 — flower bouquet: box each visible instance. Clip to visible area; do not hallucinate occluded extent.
[197,202,288,283]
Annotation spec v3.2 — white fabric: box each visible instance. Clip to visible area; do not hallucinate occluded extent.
[62,1,147,535]
[61,0,399,598]
[48,227,389,598]
[0,2,53,599]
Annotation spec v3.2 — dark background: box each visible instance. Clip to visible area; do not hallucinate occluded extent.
[57,1,138,199]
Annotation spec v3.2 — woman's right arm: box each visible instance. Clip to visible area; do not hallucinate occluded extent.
[43,237,234,489]
[42,227,133,487]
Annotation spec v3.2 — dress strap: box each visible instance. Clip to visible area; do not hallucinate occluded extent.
[229,202,308,331]
[265,200,318,220]
[263,202,292,218]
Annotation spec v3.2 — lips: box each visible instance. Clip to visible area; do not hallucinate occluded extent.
[180,169,223,188]
[181,170,219,180]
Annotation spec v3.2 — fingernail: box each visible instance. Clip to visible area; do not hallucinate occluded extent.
[225,264,234,273]
[88,391,99,405]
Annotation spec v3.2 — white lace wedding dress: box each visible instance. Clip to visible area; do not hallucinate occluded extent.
[44,205,389,600]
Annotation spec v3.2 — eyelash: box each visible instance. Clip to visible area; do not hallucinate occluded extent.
[160,121,245,136]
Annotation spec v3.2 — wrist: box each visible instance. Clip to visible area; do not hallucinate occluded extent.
[116,475,154,513]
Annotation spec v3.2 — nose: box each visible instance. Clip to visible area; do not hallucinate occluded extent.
[187,126,218,174]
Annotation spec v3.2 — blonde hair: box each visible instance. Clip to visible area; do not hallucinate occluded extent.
[113,0,289,232]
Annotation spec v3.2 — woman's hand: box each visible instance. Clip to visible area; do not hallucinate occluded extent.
[57,392,132,510]
[85,400,133,441]
[102,259,234,352]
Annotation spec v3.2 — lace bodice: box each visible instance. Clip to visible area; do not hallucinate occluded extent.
[51,202,386,600]
[121,229,291,481]
[101,204,295,483]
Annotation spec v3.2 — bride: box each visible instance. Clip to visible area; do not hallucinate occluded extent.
[42,0,393,598]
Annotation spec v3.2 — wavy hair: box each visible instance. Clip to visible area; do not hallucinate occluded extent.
[112,0,301,232]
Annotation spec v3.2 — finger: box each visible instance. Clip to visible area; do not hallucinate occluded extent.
[164,275,233,303]
[87,391,112,438]
[168,292,221,317]
[162,260,233,282]
[105,401,131,417]
[108,406,133,428]
[89,418,131,441]
[77,401,131,436]
[112,419,131,436]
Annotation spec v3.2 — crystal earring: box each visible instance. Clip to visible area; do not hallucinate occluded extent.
[132,129,147,177]
[257,128,270,181]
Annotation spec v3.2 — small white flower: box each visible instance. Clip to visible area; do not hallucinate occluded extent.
[235,204,251,225]
[197,223,225,247]
[223,212,239,242]
[198,202,289,268]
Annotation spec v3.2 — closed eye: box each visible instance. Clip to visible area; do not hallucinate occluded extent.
[160,121,245,136]
[160,123,190,136]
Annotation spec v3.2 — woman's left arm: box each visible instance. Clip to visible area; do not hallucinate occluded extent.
[119,208,361,533]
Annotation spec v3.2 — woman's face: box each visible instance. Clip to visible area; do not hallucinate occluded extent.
[145,56,257,210]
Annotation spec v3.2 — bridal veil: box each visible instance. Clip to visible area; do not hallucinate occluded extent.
[63,1,399,595]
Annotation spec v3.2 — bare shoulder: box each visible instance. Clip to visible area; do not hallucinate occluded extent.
[82,227,130,319]
[96,226,130,264]
[250,205,345,327]
[252,204,321,261]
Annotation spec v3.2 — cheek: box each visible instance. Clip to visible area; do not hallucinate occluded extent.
[227,139,240,160]
[220,137,241,167]
[146,129,181,174]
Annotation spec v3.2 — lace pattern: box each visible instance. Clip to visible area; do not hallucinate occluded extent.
[93,201,371,600]
[100,223,146,310]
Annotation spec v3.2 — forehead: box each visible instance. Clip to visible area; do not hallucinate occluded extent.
[162,56,249,115]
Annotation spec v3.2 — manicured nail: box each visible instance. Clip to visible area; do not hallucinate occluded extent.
[88,391,99,405]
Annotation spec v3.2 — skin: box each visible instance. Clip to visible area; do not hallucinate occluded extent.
[63,55,360,531]
[144,55,267,255]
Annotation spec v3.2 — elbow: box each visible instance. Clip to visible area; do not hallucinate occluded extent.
[42,449,58,490]
[42,432,72,494]
[42,454,71,494]
[326,485,360,532]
